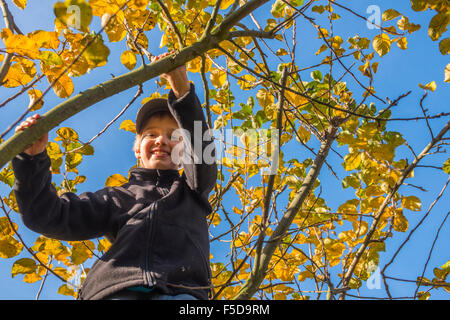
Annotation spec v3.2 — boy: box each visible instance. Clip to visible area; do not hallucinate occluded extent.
[12,53,217,300]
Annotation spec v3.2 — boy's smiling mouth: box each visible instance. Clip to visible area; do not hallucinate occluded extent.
[150,148,171,158]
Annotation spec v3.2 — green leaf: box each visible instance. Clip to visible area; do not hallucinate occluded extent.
[82,35,110,67]
[39,51,63,68]
[311,70,323,81]
[271,0,286,18]
[11,258,37,277]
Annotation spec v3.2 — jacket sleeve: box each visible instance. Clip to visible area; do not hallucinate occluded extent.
[12,150,115,241]
[167,83,217,205]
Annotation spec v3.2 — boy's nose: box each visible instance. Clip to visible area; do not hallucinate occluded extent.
[154,134,169,145]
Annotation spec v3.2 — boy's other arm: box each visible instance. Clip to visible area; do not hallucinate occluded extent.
[12,116,114,241]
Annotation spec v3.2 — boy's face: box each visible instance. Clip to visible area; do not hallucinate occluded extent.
[134,114,182,170]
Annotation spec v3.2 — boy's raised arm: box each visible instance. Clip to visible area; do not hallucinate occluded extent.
[153,53,217,205]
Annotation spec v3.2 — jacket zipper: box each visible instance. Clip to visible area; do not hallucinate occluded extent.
[145,201,157,287]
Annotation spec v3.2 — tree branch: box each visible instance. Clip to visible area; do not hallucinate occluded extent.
[0,0,22,85]
[233,121,342,299]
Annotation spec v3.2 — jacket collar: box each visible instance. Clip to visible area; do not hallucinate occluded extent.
[129,168,180,185]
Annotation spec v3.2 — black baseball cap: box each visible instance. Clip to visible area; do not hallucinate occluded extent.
[135,98,171,134]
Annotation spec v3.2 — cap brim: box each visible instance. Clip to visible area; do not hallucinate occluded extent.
[135,98,169,134]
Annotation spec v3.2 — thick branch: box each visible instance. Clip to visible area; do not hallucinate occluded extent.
[233,123,340,300]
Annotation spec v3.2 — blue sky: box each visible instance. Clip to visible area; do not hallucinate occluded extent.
[0,0,448,300]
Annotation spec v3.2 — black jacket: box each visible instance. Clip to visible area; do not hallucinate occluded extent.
[12,84,217,300]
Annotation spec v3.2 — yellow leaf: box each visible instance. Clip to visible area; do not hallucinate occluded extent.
[428,12,449,41]
[55,127,79,144]
[397,37,408,50]
[12,0,27,9]
[210,68,227,89]
[419,81,437,92]
[11,258,37,277]
[365,185,384,197]
[343,152,362,171]
[5,34,39,59]
[187,55,211,73]
[326,242,346,258]
[285,89,309,108]
[295,126,311,143]
[97,238,112,253]
[2,63,34,88]
[105,173,128,187]
[23,272,42,283]
[417,291,431,300]
[57,284,76,297]
[0,235,22,258]
[103,14,127,42]
[382,9,401,22]
[27,89,44,111]
[439,38,450,55]
[373,33,391,57]
[445,63,450,83]
[298,269,314,282]
[220,0,234,10]
[393,209,409,232]
[273,261,298,282]
[398,16,421,33]
[70,241,95,265]
[120,50,137,70]
[256,89,275,109]
[29,30,59,50]
[47,74,74,98]
[401,195,421,212]
[0,217,17,237]
[208,212,221,227]
[119,119,136,133]
[237,74,256,90]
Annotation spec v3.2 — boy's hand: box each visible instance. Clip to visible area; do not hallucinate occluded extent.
[15,114,48,156]
[152,51,190,99]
